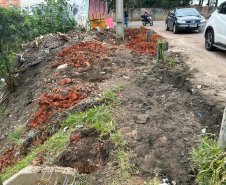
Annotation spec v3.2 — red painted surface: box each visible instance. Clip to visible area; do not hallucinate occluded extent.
[0,0,20,7]
[89,0,107,20]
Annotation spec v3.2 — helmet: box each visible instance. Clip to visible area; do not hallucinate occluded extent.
[145,10,147,13]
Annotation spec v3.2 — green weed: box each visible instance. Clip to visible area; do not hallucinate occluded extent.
[167,58,175,68]
[190,134,226,185]
[9,125,26,142]
[100,83,130,105]
[0,109,4,116]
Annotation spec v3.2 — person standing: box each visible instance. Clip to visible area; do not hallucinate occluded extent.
[124,9,129,27]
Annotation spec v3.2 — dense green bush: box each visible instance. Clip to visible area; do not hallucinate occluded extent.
[0,6,31,92]
[26,0,77,36]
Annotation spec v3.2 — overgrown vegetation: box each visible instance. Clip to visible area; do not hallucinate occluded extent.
[25,0,77,37]
[0,6,31,92]
[190,135,226,185]
[0,0,78,94]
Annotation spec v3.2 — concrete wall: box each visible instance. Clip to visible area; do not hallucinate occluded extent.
[108,6,216,21]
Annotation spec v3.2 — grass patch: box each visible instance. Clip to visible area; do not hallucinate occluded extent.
[9,125,26,143]
[0,109,4,116]
[2,130,70,182]
[190,134,226,185]
[63,85,134,183]
[63,104,114,137]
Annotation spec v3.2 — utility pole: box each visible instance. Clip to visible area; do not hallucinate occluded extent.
[116,0,124,39]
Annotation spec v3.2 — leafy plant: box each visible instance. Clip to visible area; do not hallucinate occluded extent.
[0,6,31,92]
[26,0,78,37]
[190,134,226,185]
[167,58,175,68]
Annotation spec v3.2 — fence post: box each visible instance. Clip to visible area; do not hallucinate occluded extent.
[146,30,154,42]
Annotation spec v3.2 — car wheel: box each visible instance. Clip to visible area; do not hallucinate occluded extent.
[199,28,204,33]
[150,20,153,26]
[173,24,178,34]
[205,29,216,51]
[165,22,169,31]
[142,21,146,26]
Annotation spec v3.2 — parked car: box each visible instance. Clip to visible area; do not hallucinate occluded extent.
[165,8,206,34]
[204,1,226,51]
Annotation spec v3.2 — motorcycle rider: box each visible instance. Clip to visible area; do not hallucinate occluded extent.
[144,10,148,23]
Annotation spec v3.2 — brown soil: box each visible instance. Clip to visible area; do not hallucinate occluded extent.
[0,27,224,184]
[55,128,113,175]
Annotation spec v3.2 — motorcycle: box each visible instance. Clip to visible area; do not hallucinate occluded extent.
[141,14,153,26]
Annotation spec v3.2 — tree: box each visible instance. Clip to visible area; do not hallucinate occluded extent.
[25,0,77,37]
[0,7,31,92]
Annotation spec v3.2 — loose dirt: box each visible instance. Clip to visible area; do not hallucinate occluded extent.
[55,128,113,175]
[0,27,224,184]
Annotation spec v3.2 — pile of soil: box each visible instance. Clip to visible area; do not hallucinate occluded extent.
[55,128,113,175]
[125,27,163,55]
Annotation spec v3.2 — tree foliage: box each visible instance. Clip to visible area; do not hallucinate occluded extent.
[108,0,194,10]
[25,0,77,37]
[0,6,31,92]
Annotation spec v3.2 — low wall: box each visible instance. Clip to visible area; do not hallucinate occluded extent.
[108,6,216,21]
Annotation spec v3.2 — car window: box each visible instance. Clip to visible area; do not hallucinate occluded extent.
[172,10,175,17]
[219,4,226,14]
[176,9,199,17]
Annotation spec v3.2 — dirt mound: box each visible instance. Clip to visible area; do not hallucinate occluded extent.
[0,147,17,173]
[116,53,223,184]
[125,27,163,55]
[55,128,113,174]
[29,88,87,129]
[52,42,109,68]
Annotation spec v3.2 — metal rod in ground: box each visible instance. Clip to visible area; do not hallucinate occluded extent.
[72,176,76,185]
[38,170,47,185]
[62,176,67,185]
[65,179,68,185]
[157,43,159,62]
[46,168,55,185]
[146,30,151,42]
[137,28,141,34]
[53,176,59,185]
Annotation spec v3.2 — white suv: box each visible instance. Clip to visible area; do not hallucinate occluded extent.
[204,1,226,51]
